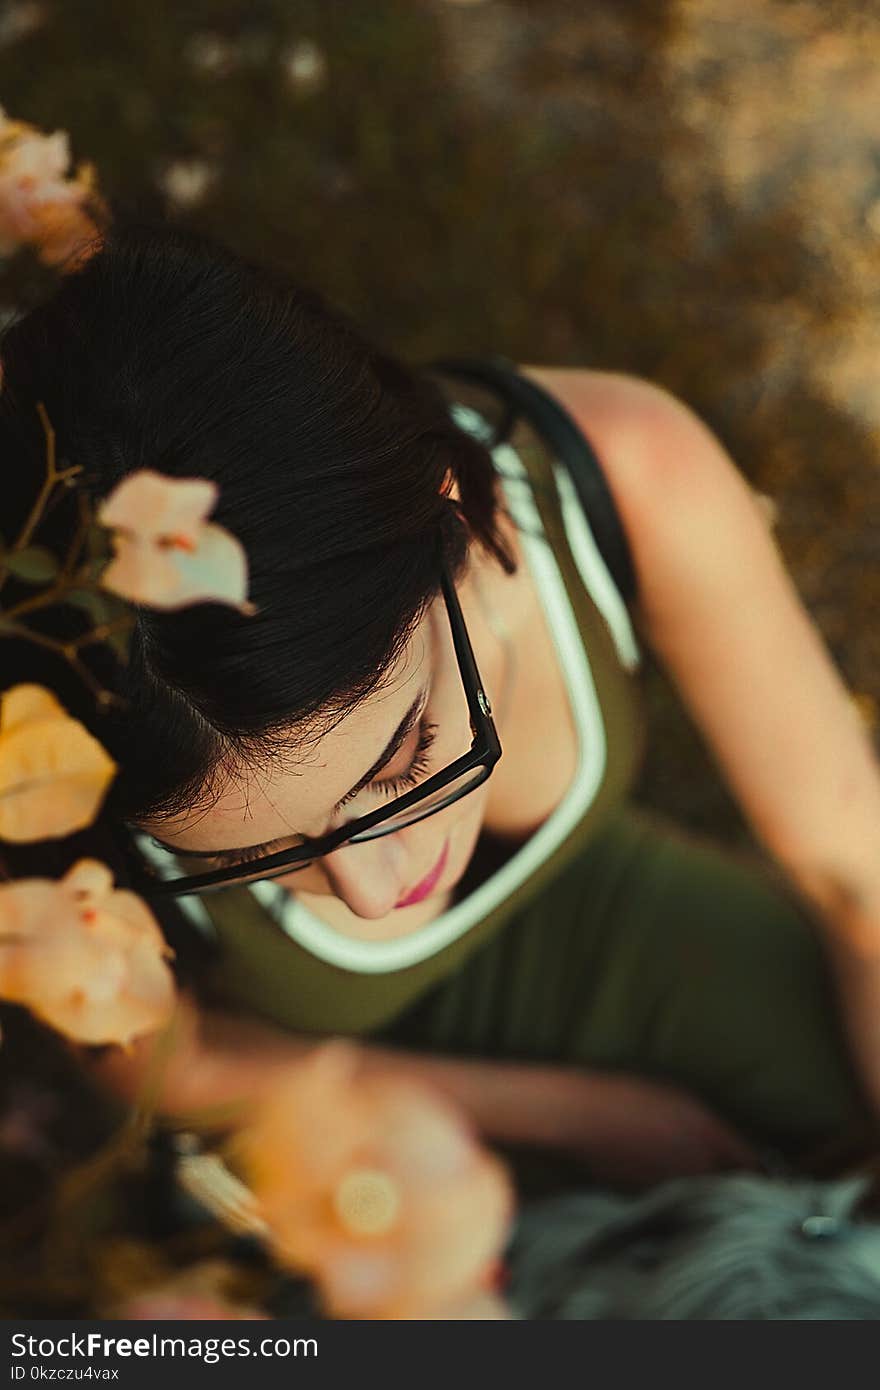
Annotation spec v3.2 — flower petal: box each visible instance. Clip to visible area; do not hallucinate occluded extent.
[0,683,65,734]
[100,534,191,607]
[97,471,252,613]
[0,864,176,1046]
[156,522,252,611]
[0,690,116,842]
[97,471,218,543]
[61,858,115,906]
[236,1041,514,1319]
[101,523,252,612]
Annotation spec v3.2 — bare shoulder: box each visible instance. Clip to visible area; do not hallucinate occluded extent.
[516,365,727,498]
[517,364,682,426]
[515,364,763,545]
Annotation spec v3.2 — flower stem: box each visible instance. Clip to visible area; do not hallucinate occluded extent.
[0,618,124,709]
[0,404,82,594]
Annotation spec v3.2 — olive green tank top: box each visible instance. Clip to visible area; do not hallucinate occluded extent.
[172,371,646,1035]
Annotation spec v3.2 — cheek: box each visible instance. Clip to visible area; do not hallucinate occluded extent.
[435,782,492,885]
[272,864,325,894]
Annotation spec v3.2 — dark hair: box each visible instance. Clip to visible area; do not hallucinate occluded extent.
[0,221,515,867]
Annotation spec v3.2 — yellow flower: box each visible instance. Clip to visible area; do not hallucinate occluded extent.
[97,470,255,613]
[0,859,176,1046]
[0,685,116,842]
[234,1042,514,1319]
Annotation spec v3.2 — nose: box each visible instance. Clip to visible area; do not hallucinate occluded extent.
[320,833,411,919]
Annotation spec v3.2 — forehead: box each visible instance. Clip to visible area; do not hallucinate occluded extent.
[139,624,431,853]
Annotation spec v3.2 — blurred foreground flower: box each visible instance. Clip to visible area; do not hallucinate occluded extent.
[425,1289,510,1319]
[0,859,175,1046]
[0,684,116,842]
[0,105,107,270]
[111,1261,268,1321]
[234,1042,513,1319]
[97,470,255,613]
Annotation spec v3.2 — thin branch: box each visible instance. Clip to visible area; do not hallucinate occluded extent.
[0,619,125,710]
[12,404,82,553]
[70,616,135,651]
[5,495,101,623]
[0,402,82,593]
[59,488,95,582]
[5,574,83,621]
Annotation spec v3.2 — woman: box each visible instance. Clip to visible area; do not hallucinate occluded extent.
[3,221,879,1186]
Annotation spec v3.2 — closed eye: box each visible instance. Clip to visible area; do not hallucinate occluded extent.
[204,720,440,868]
[210,839,285,868]
[334,720,438,807]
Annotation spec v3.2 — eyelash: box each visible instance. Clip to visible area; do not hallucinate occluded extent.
[213,843,276,868]
[336,720,439,809]
[211,720,440,867]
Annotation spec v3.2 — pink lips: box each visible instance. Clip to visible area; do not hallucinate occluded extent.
[394,838,450,909]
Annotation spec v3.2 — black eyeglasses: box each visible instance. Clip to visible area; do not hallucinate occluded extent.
[131,551,502,898]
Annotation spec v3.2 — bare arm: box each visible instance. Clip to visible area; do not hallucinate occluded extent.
[86,994,755,1187]
[521,365,880,1109]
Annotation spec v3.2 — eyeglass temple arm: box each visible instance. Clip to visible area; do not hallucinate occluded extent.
[439,557,495,738]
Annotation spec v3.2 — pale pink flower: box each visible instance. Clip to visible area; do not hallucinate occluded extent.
[0,859,176,1046]
[97,470,254,613]
[0,684,116,842]
[0,108,104,268]
[0,120,70,249]
[234,1042,514,1320]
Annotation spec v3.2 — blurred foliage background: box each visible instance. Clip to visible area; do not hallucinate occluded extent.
[1,0,878,846]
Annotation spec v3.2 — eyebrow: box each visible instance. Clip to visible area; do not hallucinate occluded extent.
[149,684,430,859]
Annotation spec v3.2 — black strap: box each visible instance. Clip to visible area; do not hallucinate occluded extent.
[425,354,637,605]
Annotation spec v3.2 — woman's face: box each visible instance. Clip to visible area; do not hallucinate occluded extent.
[137,581,502,925]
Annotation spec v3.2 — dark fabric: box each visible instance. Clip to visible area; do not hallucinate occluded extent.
[505,1172,880,1319]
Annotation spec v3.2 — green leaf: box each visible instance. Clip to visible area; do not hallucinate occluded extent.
[4,546,60,583]
[63,587,115,623]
